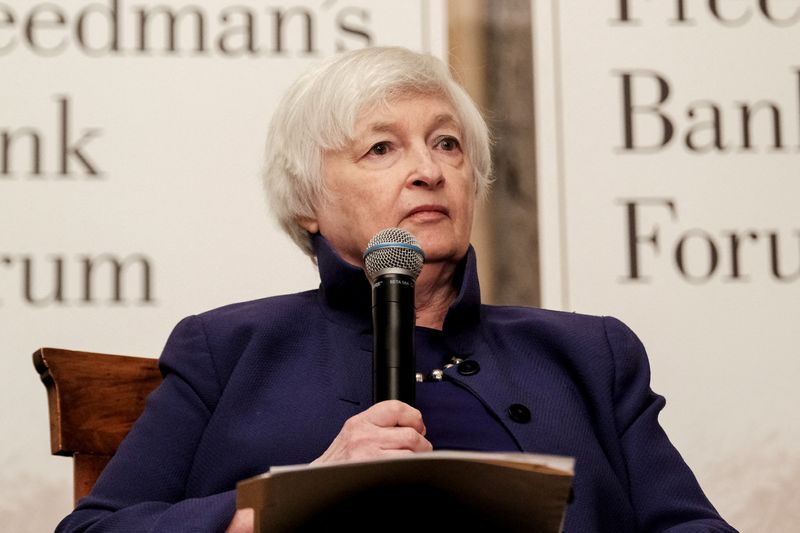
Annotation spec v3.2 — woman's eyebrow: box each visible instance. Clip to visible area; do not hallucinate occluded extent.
[430,113,460,130]
[363,114,461,135]
[365,121,396,133]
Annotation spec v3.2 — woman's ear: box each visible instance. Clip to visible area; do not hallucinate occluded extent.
[297,216,319,234]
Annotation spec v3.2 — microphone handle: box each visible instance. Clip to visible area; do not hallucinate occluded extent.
[372,272,416,406]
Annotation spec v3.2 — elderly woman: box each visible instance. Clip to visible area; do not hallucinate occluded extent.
[57,47,734,532]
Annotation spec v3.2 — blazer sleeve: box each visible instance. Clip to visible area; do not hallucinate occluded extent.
[55,316,237,533]
[604,316,737,532]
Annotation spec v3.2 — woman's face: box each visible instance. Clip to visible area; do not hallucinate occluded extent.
[301,93,476,268]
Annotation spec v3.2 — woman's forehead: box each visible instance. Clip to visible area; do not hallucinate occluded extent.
[353,94,462,134]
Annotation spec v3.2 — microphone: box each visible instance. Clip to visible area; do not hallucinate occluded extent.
[363,228,425,406]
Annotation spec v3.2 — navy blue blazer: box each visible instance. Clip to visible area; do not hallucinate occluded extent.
[58,238,734,532]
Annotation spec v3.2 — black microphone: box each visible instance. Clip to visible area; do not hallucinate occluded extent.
[363,228,425,406]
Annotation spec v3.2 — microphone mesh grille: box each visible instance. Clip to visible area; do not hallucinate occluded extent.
[363,228,425,281]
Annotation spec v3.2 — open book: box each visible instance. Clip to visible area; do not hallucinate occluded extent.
[237,451,575,532]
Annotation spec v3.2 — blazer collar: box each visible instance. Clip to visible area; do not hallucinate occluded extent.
[313,234,482,354]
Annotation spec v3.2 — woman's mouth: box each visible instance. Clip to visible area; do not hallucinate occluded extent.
[406,205,449,222]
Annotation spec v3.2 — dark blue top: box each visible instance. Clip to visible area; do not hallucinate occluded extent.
[57,236,736,532]
[415,327,519,452]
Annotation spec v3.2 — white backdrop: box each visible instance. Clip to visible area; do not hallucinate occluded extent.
[533,1,799,531]
[0,1,445,531]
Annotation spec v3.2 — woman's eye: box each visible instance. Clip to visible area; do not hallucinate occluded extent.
[437,136,461,151]
[368,142,390,156]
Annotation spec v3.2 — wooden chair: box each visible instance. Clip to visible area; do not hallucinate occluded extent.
[33,347,163,504]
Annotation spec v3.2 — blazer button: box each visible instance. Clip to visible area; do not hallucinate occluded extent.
[457,359,480,376]
[507,403,531,424]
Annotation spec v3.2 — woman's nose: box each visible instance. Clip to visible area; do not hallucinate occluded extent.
[408,147,444,189]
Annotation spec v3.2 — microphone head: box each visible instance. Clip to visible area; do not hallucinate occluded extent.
[363,228,425,282]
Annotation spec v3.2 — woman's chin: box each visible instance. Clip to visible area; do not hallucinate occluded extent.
[419,241,469,266]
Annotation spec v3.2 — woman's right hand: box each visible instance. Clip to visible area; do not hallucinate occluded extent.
[312,400,432,464]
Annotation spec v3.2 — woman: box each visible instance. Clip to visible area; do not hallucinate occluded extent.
[58,47,734,532]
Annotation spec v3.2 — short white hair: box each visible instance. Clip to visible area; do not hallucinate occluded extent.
[263,46,493,258]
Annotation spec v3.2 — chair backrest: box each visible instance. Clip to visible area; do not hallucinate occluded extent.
[33,347,163,504]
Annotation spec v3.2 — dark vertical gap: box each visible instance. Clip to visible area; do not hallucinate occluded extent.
[485,0,540,306]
